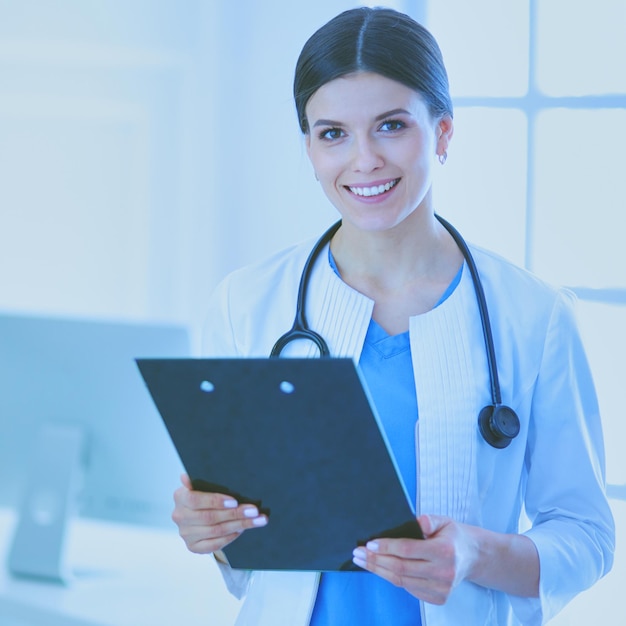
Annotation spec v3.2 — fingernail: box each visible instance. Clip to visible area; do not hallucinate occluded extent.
[353,556,366,568]
[224,499,238,508]
[252,516,268,527]
[243,506,259,518]
[352,547,366,560]
[366,541,379,552]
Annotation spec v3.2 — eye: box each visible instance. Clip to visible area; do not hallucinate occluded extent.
[318,127,345,141]
[379,119,406,132]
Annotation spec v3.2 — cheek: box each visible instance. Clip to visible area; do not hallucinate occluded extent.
[405,143,435,175]
[309,149,342,183]
[318,178,342,202]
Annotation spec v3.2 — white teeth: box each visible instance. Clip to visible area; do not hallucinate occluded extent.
[349,179,398,197]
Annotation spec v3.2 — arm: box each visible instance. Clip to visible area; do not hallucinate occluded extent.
[517,290,614,619]
[354,290,614,615]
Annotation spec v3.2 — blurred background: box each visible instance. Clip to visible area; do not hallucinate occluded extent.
[0,0,624,624]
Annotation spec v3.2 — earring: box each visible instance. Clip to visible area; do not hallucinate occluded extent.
[438,151,448,165]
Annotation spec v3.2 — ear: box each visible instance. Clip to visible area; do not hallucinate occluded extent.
[436,114,454,157]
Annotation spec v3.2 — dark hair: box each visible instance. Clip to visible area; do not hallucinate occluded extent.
[293,7,453,133]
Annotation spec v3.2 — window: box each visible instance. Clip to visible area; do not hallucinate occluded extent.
[410,0,625,621]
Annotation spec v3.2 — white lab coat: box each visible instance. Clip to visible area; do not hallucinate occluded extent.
[201,235,615,626]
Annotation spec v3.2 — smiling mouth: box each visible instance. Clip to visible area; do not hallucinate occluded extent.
[346,178,400,198]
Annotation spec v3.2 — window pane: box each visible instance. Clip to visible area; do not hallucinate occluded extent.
[433,107,527,265]
[427,0,529,97]
[532,109,626,287]
[537,0,626,96]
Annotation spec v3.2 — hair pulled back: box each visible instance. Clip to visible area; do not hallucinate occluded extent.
[294,7,453,133]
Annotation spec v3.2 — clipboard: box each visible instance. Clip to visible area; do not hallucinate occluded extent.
[136,357,422,571]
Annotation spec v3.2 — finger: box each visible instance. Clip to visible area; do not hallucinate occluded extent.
[362,537,427,560]
[353,542,429,571]
[173,501,261,529]
[364,515,453,559]
[174,502,269,536]
[352,548,430,587]
[184,513,268,542]
[176,475,241,511]
[194,505,269,528]
[186,531,242,555]
[176,487,239,511]
[180,513,269,555]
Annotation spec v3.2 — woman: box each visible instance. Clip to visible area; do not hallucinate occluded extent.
[172,7,614,625]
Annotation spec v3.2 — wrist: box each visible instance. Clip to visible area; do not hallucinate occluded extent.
[465,526,540,598]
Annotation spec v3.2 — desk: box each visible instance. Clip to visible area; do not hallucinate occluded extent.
[0,509,241,626]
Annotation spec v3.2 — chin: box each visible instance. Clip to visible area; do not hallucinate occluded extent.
[339,209,415,234]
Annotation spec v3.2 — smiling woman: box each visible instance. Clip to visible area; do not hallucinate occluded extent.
[170,7,615,626]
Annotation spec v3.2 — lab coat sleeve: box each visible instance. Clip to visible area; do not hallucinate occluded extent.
[510,290,615,624]
[215,556,252,600]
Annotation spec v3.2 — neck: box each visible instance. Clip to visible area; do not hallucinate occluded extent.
[330,210,461,289]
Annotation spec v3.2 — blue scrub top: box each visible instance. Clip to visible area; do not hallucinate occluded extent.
[309,253,462,626]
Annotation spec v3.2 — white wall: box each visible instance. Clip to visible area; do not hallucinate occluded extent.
[0,0,387,350]
[0,0,210,347]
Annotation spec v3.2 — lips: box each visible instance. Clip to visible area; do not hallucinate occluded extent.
[346,178,400,197]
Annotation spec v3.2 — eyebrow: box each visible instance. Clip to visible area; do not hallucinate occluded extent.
[312,108,412,128]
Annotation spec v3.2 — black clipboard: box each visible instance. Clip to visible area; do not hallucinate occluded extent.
[136,357,422,571]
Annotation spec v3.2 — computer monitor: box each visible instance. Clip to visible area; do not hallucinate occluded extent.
[0,312,190,582]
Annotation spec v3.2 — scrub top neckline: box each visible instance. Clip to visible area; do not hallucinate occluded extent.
[328,247,464,341]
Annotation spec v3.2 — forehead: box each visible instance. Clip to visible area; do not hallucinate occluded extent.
[305,72,429,122]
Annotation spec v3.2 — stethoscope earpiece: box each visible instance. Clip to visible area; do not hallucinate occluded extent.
[478,404,520,449]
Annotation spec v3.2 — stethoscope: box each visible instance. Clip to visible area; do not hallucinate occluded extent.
[271,215,520,449]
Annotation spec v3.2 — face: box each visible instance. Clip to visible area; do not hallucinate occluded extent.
[305,72,452,233]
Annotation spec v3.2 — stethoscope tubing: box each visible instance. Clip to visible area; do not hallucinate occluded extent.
[433,215,502,406]
[271,215,503,409]
[269,220,341,357]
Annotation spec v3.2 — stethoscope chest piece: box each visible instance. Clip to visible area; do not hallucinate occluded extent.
[478,404,520,449]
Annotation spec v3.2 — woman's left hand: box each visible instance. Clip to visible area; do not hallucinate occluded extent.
[351,514,478,605]
[352,513,540,604]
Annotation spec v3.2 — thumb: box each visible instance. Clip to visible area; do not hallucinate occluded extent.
[181,473,192,489]
[417,513,449,538]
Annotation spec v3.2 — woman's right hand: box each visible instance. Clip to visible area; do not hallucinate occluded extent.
[172,474,268,555]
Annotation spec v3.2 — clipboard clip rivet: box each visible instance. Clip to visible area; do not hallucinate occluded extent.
[200,380,215,393]
[279,381,295,394]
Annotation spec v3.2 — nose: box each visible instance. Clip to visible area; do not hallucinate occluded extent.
[351,136,383,173]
